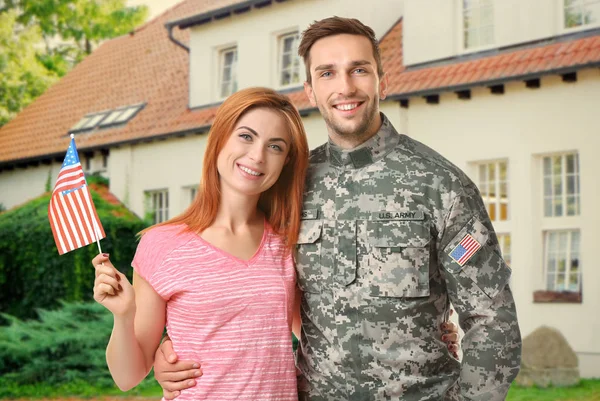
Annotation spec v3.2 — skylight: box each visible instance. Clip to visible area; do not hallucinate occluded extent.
[69,103,145,134]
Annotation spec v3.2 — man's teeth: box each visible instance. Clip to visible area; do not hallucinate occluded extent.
[239,165,262,176]
[336,103,359,111]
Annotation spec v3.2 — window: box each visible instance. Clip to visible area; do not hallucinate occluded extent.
[463,0,494,49]
[543,153,580,217]
[544,230,580,292]
[220,47,238,98]
[70,103,145,134]
[497,233,511,266]
[475,160,508,222]
[279,32,301,87]
[564,0,600,29]
[146,189,169,224]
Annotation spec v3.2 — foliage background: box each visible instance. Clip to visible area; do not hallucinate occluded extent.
[0,176,147,320]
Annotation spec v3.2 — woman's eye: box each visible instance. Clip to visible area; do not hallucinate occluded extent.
[269,144,283,152]
[239,133,252,141]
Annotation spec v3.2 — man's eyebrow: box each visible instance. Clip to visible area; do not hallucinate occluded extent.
[236,126,288,145]
[314,60,373,71]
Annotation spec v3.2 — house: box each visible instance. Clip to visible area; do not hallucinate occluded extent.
[0,0,598,377]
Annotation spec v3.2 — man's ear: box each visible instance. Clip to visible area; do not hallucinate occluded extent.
[379,73,389,101]
[304,81,317,107]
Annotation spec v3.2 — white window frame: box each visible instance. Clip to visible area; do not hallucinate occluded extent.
[460,0,495,52]
[543,229,581,292]
[278,31,301,88]
[474,159,509,225]
[219,46,238,99]
[146,189,169,224]
[542,152,580,218]
[562,0,600,31]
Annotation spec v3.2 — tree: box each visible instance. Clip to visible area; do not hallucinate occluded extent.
[0,10,58,126]
[0,0,148,126]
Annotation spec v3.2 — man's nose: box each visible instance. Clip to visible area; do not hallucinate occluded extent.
[337,74,357,96]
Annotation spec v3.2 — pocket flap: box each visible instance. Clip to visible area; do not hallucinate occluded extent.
[297,219,323,244]
[367,220,431,248]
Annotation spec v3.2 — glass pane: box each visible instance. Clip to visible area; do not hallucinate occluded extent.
[554,197,563,216]
[488,163,496,182]
[568,274,578,291]
[500,182,507,197]
[544,177,552,196]
[481,5,493,26]
[100,110,124,126]
[559,232,568,252]
[282,54,291,69]
[584,1,600,25]
[544,198,552,216]
[224,51,234,66]
[465,28,479,48]
[567,176,576,194]
[543,157,551,175]
[500,203,508,221]
[480,25,494,46]
[114,107,138,123]
[283,36,294,52]
[165,191,169,208]
[566,154,575,173]
[565,5,583,27]
[556,273,566,290]
[222,66,232,81]
[547,273,555,291]
[488,202,496,221]
[499,161,507,180]
[571,231,580,251]
[552,156,562,175]
[553,174,563,196]
[566,196,577,215]
[464,7,475,30]
[281,71,291,86]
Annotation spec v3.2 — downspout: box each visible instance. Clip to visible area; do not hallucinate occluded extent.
[167,24,189,52]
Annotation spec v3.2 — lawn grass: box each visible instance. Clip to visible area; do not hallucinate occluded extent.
[507,379,600,401]
[2,378,599,400]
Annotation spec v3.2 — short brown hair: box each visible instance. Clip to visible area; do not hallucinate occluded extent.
[298,16,384,84]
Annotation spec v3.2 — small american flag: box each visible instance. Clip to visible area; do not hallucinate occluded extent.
[449,234,481,266]
[48,137,105,255]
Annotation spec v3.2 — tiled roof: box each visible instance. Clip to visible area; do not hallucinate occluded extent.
[1,5,600,167]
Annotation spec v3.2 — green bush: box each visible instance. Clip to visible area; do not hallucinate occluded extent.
[0,301,160,397]
[0,180,146,320]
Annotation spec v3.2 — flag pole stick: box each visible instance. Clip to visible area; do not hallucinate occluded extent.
[69,133,104,255]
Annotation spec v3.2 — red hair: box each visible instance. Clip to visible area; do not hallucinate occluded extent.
[142,87,309,250]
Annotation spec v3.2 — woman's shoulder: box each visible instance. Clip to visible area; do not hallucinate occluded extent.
[139,223,191,245]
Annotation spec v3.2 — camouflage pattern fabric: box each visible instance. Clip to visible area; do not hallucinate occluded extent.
[296,114,521,401]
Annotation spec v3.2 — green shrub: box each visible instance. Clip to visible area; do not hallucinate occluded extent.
[0,182,146,320]
[0,301,160,397]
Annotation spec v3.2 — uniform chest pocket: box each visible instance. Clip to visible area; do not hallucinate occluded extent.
[366,220,431,298]
[296,219,323,293]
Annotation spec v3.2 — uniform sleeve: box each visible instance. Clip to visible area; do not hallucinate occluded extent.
[438,181,522,400]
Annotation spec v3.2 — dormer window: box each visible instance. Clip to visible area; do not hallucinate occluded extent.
[462,0,494,50]
[219,46,238,98]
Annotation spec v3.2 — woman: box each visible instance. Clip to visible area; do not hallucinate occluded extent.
[92,87,460,400]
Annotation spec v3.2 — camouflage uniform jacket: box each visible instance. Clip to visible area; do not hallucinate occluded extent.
[296,115,521,401]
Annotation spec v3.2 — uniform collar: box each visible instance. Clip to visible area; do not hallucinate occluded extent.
[326,113,400,169]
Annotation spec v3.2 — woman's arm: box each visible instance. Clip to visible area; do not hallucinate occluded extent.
[93,254,166,391]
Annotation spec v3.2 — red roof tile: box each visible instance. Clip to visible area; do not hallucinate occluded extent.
[1,12,600,166]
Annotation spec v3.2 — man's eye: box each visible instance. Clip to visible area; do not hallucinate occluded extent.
[353,68,366,74]
[321,71,332,78]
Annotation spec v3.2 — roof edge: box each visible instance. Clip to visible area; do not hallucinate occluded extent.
[165,0,291,30]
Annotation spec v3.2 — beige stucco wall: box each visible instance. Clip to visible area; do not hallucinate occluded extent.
[188,0,404,107]
[403,0,598,66]
[0,164,58,210]
[396,68,600,377]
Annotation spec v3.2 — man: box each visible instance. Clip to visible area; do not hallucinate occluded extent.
[154,16,521,401]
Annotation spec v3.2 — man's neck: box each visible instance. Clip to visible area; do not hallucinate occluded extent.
[328,114,383,150]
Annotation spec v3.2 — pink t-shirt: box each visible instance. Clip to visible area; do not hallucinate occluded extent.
[133,222,298,401]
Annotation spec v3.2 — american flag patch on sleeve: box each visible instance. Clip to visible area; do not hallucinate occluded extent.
[449,234,482,266]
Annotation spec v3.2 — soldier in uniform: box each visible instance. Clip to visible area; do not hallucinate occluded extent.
[151,16,520,401]
[294,17,521,400]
